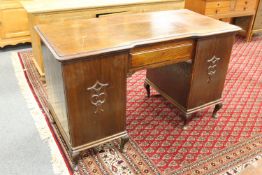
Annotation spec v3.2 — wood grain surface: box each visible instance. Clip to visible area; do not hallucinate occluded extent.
[35,9,240,61]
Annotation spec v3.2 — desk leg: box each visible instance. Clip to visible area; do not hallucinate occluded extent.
[144,82,151,97]
[212,103,223,119]
[181,113,192,130]
[72,151,80,171]
[120,135,129,153]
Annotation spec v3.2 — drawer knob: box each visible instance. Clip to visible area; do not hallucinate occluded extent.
[245,1,248,4]
[217,3,220,6]
[215,10,218,14]
[243,7,246,11]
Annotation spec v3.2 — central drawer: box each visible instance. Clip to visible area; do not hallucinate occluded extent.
[129,39,193,71]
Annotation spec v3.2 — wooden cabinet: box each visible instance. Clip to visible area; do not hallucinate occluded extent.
[253,0,262,34]
[0,1,31,47]
[185,0,259,41]
[21,0,185,76]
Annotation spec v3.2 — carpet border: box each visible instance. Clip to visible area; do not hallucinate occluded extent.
[14,51,72,175]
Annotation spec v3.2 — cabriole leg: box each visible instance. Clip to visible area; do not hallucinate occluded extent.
[181,113,192,130]
[144,82,151,97]
[120,135,129,153]
[72,152,80,171]
[212,103,223,119]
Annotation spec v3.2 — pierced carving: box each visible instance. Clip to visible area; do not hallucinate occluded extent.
[87,81,109,114]
[207,55,221,83]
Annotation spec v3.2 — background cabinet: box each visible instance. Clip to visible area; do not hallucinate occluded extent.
[253,0,262,34]
[0,1,31,47]
[185,0,260,41]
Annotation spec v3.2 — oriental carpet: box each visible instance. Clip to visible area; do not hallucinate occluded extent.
[16,36,262,175]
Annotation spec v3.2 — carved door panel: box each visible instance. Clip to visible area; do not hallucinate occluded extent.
[62,52,128,147]
[187,33,235,109]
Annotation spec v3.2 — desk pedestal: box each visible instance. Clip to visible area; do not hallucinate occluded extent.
[145,34,235,129]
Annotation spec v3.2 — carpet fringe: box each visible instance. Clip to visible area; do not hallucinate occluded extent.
[223,154,262,175]
[11,52,69,175]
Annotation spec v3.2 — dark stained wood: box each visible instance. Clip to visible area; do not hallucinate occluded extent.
[62,52,129,147]
[37,10,240,168]
[35,9,240,61]
[146,62,193,108]
[188,33,236,109]
[145,33,236,129]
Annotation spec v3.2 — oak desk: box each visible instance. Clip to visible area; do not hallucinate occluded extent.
[35,9,240,169]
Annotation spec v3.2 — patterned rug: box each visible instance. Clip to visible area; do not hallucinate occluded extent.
[17,35,262,175]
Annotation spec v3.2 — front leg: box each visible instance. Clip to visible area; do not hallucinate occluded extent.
[120,135,129,153]
[180,113,192,130]
[212,103,223,119]
[71,151,80,171]
[144,82,151,97]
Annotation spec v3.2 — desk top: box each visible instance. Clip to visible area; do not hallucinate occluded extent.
[36,9,241,61]
[21,0,181,13]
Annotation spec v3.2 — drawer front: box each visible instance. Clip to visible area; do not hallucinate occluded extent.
[130,40,193,71]
[205,0,257,16]
[205,1,231,16]
[235,0,257,12]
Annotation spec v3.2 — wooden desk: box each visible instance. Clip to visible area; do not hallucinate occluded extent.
[21,0,184,76]
[35,9,240,169]
[185,0,260,41]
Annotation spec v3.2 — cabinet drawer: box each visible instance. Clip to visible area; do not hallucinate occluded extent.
[205,1,231,16]
[205,0,257,16]
[235,0,257,12]
[130,40,193,71]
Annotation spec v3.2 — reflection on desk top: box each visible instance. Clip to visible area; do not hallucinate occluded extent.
[21,0,182,13]
[35,9,241,61]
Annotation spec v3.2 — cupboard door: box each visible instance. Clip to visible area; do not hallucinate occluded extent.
[1,8,29,39]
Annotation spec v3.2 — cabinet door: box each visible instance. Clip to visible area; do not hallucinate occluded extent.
[1,8,29,39]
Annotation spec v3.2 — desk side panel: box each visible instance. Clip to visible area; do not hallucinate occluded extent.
[62,53,128,147]
[146,62,192,108]
[42,43,70,140]
[188,33,235,108]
